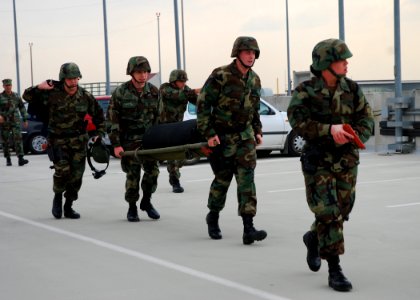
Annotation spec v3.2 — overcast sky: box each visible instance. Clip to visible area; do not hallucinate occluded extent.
[1,0,419,94]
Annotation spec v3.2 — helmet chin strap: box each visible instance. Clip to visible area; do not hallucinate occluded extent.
[131,76,145,85]
[327,67,345,79]
[237,57,254,69]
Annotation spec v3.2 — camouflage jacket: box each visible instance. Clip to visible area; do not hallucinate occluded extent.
[22,83,105,138]
[159,82,197,123]
[196,60,262,141]
[107,80,159,148]
[0,91,29,124]
[287,76,374,166]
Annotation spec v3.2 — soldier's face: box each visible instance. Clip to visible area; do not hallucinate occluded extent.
[174,80,186,89]
[64,77,79,89]
[3,84,12,93]
[330,60,348,76]
[132,70,148,84]
[238,50,256,68]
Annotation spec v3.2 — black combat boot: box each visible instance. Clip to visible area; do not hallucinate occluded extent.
[206,211,222,240]
[327,256,353,292]
[139,192,160,220]
[303,231,321,272]
[127,202,140,222]
[6,157,12,166]
[63,199,81,219]
[18,155,28,166]
[242,214,267,245]
[52,193,63,219]
[172,183,184,193]
[170,177,184,193]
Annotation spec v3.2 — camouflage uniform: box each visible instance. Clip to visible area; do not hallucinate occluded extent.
[159,70,198,190]
[198,37,267,245]
[22,69,105,203]
[198,38,268,245]
[197,60,262,216]
[287,38,374,292]
[288,75,373,257]
[108,80,160,204]
[0,83,28,160]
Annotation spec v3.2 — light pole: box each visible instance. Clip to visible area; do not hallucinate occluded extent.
[157,12,162,85]
[102,0,111,95]
[173,0,181,69]
[338,0,345,40]
[285,0,292,95]
[29,42,34,86]
[12,0,21,94]
[180,0,186,70]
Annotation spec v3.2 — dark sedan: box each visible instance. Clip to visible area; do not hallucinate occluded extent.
[0,116,48,155]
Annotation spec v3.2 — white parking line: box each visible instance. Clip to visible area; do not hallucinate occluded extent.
[386,202,420,208]
[0,210,291,300]
[266,177,420,193]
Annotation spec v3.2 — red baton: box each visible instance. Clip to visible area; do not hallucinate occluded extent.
[343,124,365,149]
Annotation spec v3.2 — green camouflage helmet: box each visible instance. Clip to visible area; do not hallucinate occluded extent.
[169,69,188,82]
[311,38,353,71]
[59,62,82,81]
[2,79,12,85]
[90,139,110,164]
[126,56,151,75]
[231,36,260,59]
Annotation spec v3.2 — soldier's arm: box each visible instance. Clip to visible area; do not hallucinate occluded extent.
[184,85,198,105]
[158,86,167,122]
[351,85,374,143]
[151,85,160,125]
[197,73,220,139]
[17,96,29,122]
[107,91,122,147]
[250,76,263,136]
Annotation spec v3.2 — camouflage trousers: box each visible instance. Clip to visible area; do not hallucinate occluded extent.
[51,137,87,201]
[1,123,24,157]
[303,165,358,258]
[121,156,159,203]
[167,159,185,184]
[208,138,257,216]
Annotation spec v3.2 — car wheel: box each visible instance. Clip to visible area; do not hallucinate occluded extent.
[27,133,48,154]
[287,130,305,156]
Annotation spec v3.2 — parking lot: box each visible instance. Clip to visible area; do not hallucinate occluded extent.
[1,152,419,300]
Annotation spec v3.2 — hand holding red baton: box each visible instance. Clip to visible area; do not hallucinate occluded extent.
[343,124,365,149]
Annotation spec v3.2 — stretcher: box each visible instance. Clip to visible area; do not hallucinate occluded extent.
[120,119,211,161]
[121,142,210,161]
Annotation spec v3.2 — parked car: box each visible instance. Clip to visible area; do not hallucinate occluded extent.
[21,117,48,154]
[183,98,305,157]
[0,115,48,155]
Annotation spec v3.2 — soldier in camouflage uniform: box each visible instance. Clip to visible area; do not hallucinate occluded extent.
[197,36,267,245]
[107,56,160,222]
[159,69,199,193]
[0,79,29,166]
[22,63,105,219]
[287,39,374,292]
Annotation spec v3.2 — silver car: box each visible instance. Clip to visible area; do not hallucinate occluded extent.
[183,98,304,157]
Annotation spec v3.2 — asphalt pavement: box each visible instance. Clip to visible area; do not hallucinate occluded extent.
[1,151,419,300]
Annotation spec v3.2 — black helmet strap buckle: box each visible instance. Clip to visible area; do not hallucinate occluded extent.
[87,138,109,179]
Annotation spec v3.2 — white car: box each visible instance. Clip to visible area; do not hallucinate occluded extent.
[183,98,305,157]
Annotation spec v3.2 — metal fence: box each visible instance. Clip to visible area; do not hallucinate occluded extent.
[79,82,124,96]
